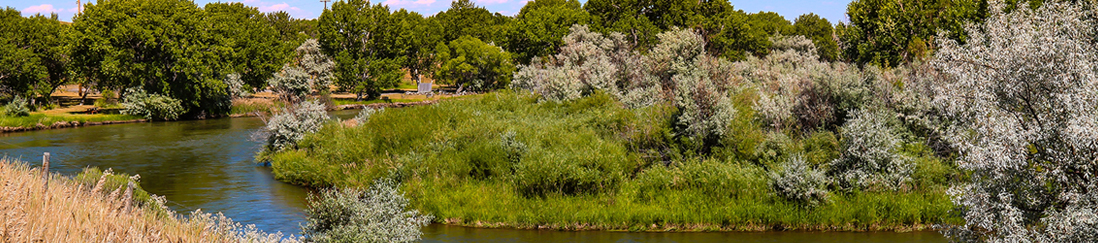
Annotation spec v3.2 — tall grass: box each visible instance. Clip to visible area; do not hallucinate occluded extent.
[266,92,959,231]
[0,159,299,242]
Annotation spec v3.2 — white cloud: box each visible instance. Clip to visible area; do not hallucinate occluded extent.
[23,4,59,14]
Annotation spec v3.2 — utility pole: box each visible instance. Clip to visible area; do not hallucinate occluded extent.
[76,0,82,15]
[320,0,331,11]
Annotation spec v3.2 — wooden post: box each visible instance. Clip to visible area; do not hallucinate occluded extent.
[123,181,134,212]
[42,152,50,193]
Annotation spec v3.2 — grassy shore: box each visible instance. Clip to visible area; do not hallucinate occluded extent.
[0,159,298,242]
[0,105,144,131]
[265,92,960,231]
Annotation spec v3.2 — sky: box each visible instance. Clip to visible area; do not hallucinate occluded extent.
[5,0,852,24]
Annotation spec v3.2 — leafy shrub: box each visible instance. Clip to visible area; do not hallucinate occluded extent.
[499,130,527,163]
[770,156,829,207]
[73,167,154,209]
[512,136,633,197]
[268,65,312,102]
[352,107,381,125]
[3,95,30,117]
[94,90,119,108]
[435,36,516,92]
[933,2,1098,241]
[224,73,250,98]
[120,88,186,120]
[265,100,329,152]
[828,108,912,191]
[303,179,432,243]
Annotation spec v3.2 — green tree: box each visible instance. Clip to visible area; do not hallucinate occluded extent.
[792,13,839,62]
[73,0,230,116]
[0,9,74,106]
[391,10,442,85]
[317,0,403,100]
[702,9,769,61]
[505,0,591,64]
[435,36,516,92]
[436,0,511,44]
[207,2,290,91]
[838,0,985,67]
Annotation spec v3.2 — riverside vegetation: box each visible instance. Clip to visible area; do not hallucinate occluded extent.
[262,2,1098,241]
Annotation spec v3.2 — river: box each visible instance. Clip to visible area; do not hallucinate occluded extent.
[0,113,947,242]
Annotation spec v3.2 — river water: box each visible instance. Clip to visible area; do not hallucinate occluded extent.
[0,114,947,242]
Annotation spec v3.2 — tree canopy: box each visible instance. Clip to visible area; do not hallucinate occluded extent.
[317,0,404,100]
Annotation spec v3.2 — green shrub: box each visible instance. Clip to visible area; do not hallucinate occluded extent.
[120,88,186,120]
[73,167,156,210]
[3,95,30,117]
[770,156,829,207]
[303,180,432,243]
[94,90,119,108]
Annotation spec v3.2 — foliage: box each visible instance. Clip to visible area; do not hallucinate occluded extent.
[792,13,839,62]
[267,93,957,230]
[268,65,312,103]
[0,9,73,103]
[318,0,404,100]
[436,0,511,44]
[933,2,1098,241]
[828,109,913,191]
[391,10,442,85]
[72,167,154,208]
[265,99,329,152]
[770,156,829,207]
[73,0,231,117]
[120,88,186,121]
[293,39,336,92]
[435,36,516,92]
[353,107,381,125]
[303,180,432,243]
[505,0,591,64]
[206,2,290,90]
[224,73,250,99]
[838,0,986,67]
[3,95,30,117]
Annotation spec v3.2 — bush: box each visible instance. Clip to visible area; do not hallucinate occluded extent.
[934,2,1098,241]
[265,100,329,152]
[224,73,250,98]
[94,90,119,108]
[3,95,30,117]
[303,179,432,243]
[435,36,516,92]
[828,108,912,191]
[120,88,186,120]
[770,156,829,207]
[352,107,381,125]
[268,65,312,103]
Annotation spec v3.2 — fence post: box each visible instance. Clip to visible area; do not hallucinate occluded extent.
[42,152,50,193]
[123,181,135,212]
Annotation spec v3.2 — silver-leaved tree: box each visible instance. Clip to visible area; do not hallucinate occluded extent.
[934,1,1098,241]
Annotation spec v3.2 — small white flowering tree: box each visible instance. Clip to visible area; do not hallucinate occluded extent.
[934,2,1098,241]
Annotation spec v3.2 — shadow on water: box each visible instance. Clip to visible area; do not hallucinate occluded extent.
[0,109,948,242]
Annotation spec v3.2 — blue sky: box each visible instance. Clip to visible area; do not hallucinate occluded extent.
[5,0,852,24]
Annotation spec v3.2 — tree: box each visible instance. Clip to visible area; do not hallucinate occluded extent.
[838,0,985,67]
[435,36,516,92]
[391,10,442,85]
[207,2,290,91]
[317,0,403,100]
[0,9,73,106]
[702,9,769,61]
[435,0,511,44]
[934,2,1098,241]
[505,0,591,64]
[792,13,839,62]
[73,0,230,116]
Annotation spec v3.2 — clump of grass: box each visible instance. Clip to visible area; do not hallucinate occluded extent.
[0,158,299,242]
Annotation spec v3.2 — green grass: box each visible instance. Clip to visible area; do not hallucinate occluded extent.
[265,92,959,231]
[0,113,143,128]
[332,98,419,106]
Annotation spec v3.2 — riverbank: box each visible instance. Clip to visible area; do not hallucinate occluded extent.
[264,92,961,232]
[0,158,298,242]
